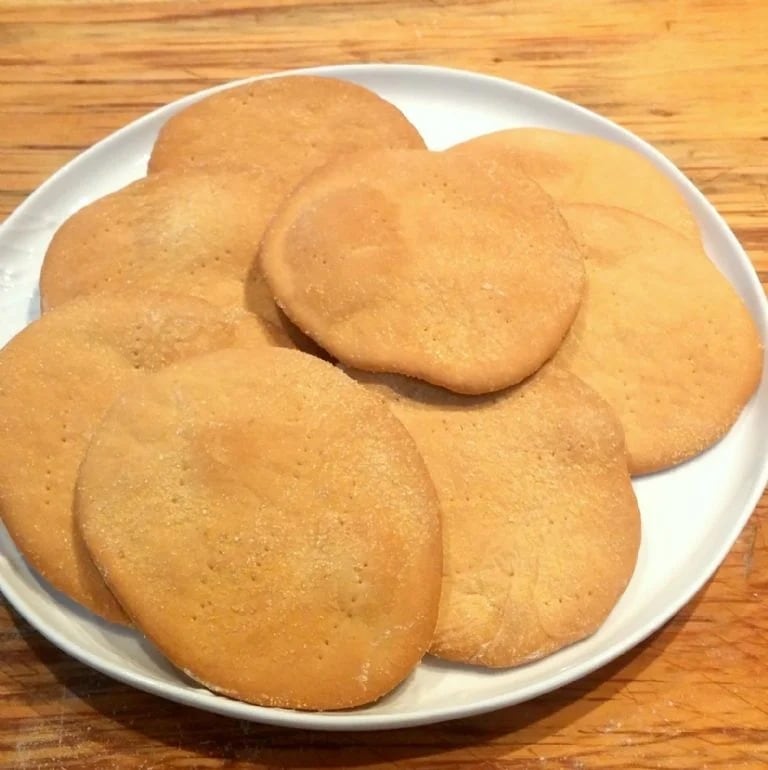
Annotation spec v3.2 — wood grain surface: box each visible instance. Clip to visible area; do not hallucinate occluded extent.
[1,1,767,767]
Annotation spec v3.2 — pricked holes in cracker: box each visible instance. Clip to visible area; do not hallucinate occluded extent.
[44,460,53,505]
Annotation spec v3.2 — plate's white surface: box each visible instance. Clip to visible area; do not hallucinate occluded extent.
[1,64,767,732]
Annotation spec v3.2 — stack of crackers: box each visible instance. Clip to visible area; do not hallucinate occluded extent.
[0,75,762,711]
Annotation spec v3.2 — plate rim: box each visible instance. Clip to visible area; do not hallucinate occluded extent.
[1,61,767,731]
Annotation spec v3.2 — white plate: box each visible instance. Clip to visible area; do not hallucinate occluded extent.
[1,63,767,732]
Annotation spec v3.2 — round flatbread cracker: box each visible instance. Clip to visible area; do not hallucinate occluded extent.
[346,365,641,668]
[0,294,283,624]
[39,170,311,347]
[76,348,442,710]
[261,149,585,394]
[553,204,763,474]
[149,75,425,181]
[450,127,699,239]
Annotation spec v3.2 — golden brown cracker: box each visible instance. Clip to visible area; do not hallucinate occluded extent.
[39,170,309,347]
[0,294,281,624]
[347,365,641,667]
[262,149,585,394]
[149,75,425,182]
[76,348,442,710]
[450,127,699,239]
[553,204,763,474]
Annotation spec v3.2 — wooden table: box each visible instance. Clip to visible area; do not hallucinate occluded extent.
[1,1,767,767]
